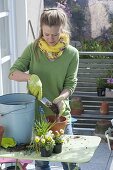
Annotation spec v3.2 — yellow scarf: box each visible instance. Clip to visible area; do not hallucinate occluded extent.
[38,33,69,60]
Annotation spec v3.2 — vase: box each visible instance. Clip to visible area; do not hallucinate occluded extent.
[53,143,62,154]
[46,115,67,134]
[40,147,53,157]
[0,126,4,146]
[100,101,109,115]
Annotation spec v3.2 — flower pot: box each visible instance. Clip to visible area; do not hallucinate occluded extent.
[71,109,83,115]
[0,126,4,146]
[53,143,62,154]
[95,120,112,135]
[100,101,109,115]
[70,97,84,115]
[46,115,67,134]
[40,147,53,157]
[97,87,106,96]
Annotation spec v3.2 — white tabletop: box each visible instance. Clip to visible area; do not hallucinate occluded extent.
[0,135,101,164]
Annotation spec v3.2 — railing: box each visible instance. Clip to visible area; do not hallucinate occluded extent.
[72,52,113,134]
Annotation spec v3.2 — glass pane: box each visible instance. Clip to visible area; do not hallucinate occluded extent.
[0,16,10,57]
[0,0,8,12]
[44,0,113,52]
[2,61,12,94]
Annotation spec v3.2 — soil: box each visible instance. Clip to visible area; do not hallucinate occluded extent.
[49,103,59,115]
[1,143,30,152]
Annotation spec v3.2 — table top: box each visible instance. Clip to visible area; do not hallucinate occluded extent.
[0,135,101,164]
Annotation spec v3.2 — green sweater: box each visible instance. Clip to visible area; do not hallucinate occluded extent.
[9,42,79,122]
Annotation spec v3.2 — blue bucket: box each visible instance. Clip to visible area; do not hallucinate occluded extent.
[0,93,36,144]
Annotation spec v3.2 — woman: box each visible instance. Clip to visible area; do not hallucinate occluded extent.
[9,7,79,170]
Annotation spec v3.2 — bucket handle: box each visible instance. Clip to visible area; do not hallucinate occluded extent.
[0,105,27,117]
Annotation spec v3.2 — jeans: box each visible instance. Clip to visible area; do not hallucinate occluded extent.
[62,123,77,170]
[35,123,79,170]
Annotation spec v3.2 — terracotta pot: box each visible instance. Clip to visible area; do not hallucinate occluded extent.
[95,120,112,135]
[71,109,83,115]
[0,126,4,146]
[70,97,84,115]
[46,115,67,134]
[100,101,109,115]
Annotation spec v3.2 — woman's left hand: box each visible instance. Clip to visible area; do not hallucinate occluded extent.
[53,96,66,115]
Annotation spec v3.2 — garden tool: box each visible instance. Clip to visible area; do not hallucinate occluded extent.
[40,97,59,115]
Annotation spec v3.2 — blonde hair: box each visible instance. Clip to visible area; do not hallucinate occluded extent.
[38,8,71,39]
[34,8,71,59]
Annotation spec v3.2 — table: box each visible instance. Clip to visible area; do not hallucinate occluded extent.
[0,135,101,169]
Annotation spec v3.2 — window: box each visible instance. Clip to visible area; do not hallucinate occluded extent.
[0,0,11,94]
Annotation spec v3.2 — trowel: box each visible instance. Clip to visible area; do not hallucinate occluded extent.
[40,97,60,121]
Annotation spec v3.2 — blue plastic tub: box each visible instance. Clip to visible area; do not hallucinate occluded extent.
[0,93,36,144]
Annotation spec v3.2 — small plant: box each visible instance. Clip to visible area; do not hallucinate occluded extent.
[53,129,64,144]
[96,77,106,88]
[70,97,83,109]
[106,78,113,89]
[35,130,55,151]
[29,112,65,156]
[106,70,113,89]
[70,97,84,115]
[31,114,56,154]
[34,114,55,136]
[96,78,106,96]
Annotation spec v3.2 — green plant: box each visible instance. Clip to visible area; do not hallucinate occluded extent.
[35,130,55,151]
[70,97,83,109]
[34,114,55,137]
[32,114,56,152]
[96,78,106,88]
[106,70,113,78]
[53,129,64,144]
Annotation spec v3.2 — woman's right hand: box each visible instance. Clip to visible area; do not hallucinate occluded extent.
[28,74,42,100]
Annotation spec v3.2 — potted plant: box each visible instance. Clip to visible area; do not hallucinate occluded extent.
[46,115,67,134]
[31,114,67,157]
[96,77,106,96]
[53,129,64,154]
[100,101,109,115]
[35,130,55,157]
[33,115,55,157]
[70,97,84,115]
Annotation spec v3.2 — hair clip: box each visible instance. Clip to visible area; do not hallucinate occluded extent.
[44,8,57,12]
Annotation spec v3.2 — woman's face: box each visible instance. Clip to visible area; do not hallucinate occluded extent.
[42,25,62,46]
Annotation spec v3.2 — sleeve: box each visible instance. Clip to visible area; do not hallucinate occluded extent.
[63,49,79,95]
[9,43,33,76]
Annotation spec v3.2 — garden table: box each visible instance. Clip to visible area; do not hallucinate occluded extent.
[0,135,101,170]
